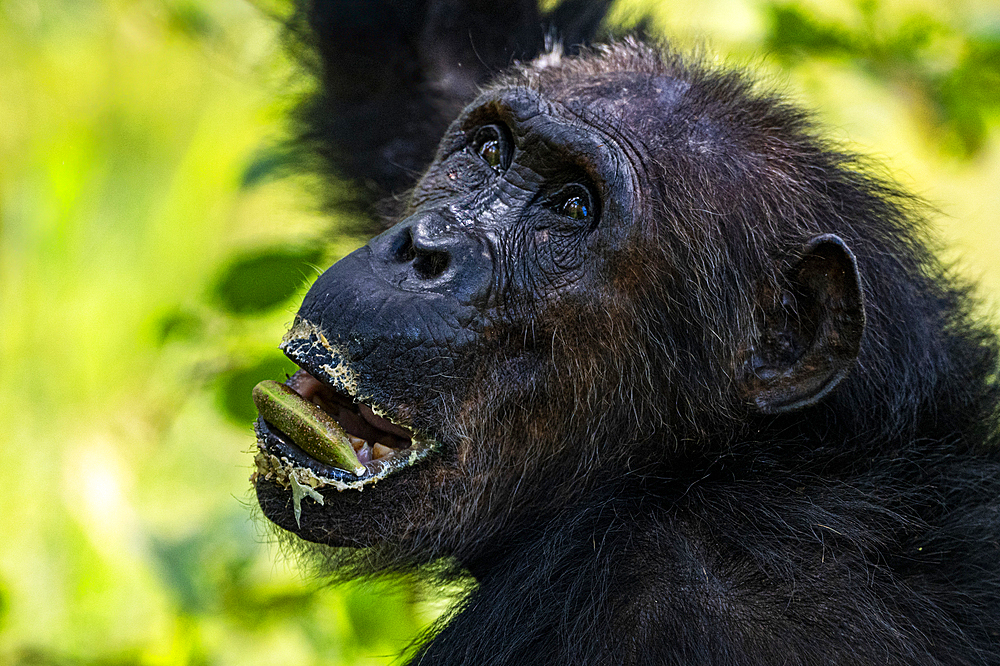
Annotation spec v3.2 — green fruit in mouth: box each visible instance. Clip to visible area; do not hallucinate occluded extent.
[252,380,365,476]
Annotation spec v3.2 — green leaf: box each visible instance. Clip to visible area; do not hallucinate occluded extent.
[211,245,324,316]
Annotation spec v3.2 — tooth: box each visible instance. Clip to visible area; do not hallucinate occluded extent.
[252,380,366,476]
[347,435,366,451]
[372,443,393,459]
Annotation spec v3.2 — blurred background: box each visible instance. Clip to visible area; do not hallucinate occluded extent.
[0,0,998,663]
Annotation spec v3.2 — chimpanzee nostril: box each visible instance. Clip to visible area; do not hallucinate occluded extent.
[367,210,491,302]
[388,216,451,279]
[413,249,450,279]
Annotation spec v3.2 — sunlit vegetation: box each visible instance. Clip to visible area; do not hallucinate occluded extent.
[0,0,996,663]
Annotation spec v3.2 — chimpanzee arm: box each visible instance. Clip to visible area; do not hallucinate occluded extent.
[287,0,615,214]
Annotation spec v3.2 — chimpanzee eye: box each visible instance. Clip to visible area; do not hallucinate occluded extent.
[471,124,510,171]
[554,185,595,222]
[560,195,590,220]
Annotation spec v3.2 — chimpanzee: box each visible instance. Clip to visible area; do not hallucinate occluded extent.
[251,1,1000,663]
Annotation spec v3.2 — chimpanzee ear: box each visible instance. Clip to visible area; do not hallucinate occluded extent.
[745,234,866,414]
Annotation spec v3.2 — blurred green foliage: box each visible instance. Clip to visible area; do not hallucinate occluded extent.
[765,0,1000,156]
[210,245,324,316]
[0,0,997,664]
[215,354,297,425]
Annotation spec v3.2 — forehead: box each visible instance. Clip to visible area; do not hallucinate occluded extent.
[523,66,752,181]
[548,72,691,127]
[465,72,693,161]
[470,73,689,134]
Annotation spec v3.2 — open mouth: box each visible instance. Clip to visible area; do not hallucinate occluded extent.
[253,367,437,492]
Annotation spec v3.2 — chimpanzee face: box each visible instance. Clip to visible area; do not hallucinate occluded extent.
[254,81,646,525]
[253,65,863,552]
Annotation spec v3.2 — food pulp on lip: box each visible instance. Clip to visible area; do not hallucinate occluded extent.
[285,369,412,464]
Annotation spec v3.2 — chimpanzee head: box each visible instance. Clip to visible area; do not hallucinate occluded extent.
[254,41,943,570]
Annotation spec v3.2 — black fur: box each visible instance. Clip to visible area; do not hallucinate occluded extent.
[254,2,1000,663]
